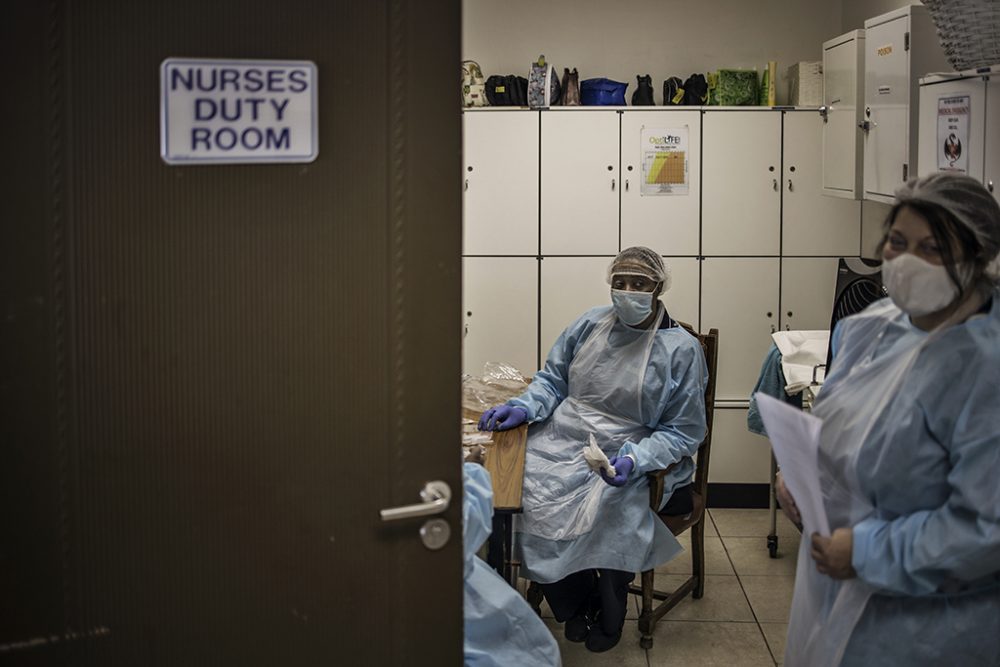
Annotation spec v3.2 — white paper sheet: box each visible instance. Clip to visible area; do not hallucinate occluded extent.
[755,393,830,537]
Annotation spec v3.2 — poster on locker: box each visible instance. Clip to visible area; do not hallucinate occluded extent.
[641,126,689,196]
[936,95,970,174]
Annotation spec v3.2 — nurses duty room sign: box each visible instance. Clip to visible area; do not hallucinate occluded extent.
[160,58,318,164]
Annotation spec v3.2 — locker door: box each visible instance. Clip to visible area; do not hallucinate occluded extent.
[702,111,782,255]
[783,112,861,256]
[709,407,772,484]
[701,258,780,401]
[917,76,987,183]
[864,13,911,201]
[539,257,612,358]
[984,76,1000,205]
[541,110,620,255]
[620,110,701,255]
[463,257,539,376]
[823,31,865,199]
[463,110,539,255]
[780,257,840,332]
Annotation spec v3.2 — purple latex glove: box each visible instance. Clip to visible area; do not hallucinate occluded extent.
[600,456,634,487]
[478,405,528,431]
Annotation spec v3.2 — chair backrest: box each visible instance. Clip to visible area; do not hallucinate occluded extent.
[676,322,719,502]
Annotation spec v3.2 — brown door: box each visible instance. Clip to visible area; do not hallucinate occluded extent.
[1,1,463,665]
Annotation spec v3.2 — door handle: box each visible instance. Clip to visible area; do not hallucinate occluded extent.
[611,178,616,191]
[788,179,793,192]
[464,179,469,191]
[625,179,629,192]
[772,178,778,191]
[380,481,452,521]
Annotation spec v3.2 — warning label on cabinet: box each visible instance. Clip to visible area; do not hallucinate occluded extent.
[937,95,970,174]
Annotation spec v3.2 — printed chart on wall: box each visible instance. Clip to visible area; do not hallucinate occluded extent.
[937,95,970,174]
[640,127,689,195]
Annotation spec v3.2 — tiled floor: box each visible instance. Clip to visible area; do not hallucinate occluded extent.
[526,508,802,666]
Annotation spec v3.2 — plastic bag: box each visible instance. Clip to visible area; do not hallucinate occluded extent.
[461,362,530,416]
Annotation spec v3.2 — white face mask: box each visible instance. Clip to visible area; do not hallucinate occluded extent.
[611,289,655,325]
[882,253,961,317]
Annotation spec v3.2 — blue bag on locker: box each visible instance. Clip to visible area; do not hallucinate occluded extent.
[580,77,628,106]
[527,54,561,108]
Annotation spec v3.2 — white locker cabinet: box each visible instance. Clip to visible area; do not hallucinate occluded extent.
[620,110,701,256]
[462,110,540,256]
[702,111,782,256]
[540,256,613,358]
[701,257,780,401]
[708,407,772,484]
[822,29,865,199]
[541,109,620,255]
[539,256,699,365]
[783,111,862,256]
[862,5,950,204]
[918,66,1000,204]
[462,257,539,377]
[780,257,840,332]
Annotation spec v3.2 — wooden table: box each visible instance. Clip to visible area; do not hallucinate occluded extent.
[464,409,527,585]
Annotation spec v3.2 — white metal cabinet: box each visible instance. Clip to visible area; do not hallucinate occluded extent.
[620,110,701,255]
[701,257,779,401]
[918,66,1000,204]
[708,407,772,484]
[462,257,538,376]
[783,112,861,256]
[780,257,840,332]
[862,5,950,203]
[462,110,539,255]
[541,109,620,255]
[822,29,865,199]
[702,111,782,255]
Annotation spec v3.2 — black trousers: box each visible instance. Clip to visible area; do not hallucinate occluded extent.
[539,568,635,635]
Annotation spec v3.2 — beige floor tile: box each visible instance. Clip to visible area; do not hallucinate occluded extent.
[655,535,735,576]
[739,575,796,623]
[708,508,801,539]
[722,535,800,576]
[543,618,652,666]
[639,574,754,622]
[760,622,788,665]
[646,620,775,666]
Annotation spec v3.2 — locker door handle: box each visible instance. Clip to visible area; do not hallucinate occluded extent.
[464,179,469,191]
[625,179,629,192]
[989,180,995,193]
[788,179,793,192]
[611,178,616,191]
[772,178,778,191]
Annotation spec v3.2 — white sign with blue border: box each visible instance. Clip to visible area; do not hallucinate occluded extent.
[160,58,318,164]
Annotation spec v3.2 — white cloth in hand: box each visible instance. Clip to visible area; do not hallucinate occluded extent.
[582,434,616,477]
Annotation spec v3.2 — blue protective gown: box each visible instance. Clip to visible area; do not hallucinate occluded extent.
[808,290,1000,665]
[463,463,561,667]
[508,305,707,583]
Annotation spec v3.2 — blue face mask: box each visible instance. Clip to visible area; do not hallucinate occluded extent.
[611,289,654,325]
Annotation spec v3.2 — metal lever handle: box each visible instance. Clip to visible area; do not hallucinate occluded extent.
[989,180,995,193]
[380,480,451,521]
[788,179,793,192]
[625,179,629,192]
[611,178,616,191]
[464,179,468,191]
[772,178,778,191]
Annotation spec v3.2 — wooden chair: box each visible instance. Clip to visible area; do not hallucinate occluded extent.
[630,324,718,648]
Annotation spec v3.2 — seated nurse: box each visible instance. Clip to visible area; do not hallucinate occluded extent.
[478,247,708,653]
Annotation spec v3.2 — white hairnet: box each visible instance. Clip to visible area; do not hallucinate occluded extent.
[606,246,671,291]
[894,173,1000,269]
